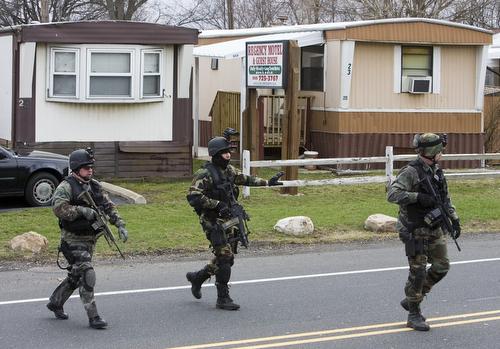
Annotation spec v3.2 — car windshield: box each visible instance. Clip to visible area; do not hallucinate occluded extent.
[0,145,17,156]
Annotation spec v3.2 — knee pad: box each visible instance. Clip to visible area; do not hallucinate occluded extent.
[82,267,96,292]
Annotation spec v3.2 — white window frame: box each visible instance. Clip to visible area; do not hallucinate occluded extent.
[86,48,134,100]
[394,45,440,94]
[49,48,79,98]
[140,49,163,99]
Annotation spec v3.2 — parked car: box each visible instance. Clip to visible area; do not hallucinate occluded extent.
[0,145,69,206]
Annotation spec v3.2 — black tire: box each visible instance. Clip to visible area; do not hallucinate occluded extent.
[24,172,59,207]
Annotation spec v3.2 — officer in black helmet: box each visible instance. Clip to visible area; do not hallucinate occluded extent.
[186,131,283,310]
[46,148,128,329]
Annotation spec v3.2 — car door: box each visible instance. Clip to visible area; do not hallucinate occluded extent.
[0,146,20,195]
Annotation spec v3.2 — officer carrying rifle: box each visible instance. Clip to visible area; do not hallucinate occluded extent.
[46,148,128,329]
[388,133,461,332]
[186,129,283,310]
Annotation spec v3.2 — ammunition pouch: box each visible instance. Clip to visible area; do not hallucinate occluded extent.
[423,208,443,228]
[60,217,96,235]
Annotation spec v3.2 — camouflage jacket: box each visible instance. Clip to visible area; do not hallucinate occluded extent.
[187,162,267,219]
[52,176,122,243]
[387,156,458,234]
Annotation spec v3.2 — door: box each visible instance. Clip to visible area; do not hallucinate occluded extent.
[0,147,20,195]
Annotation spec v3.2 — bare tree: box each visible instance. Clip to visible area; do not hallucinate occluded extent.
[484,97,500,154]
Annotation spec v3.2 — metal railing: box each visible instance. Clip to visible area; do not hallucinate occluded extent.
[241,146,500,197]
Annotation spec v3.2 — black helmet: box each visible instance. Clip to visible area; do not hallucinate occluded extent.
[69,148,95,171]
[208,137,231,157]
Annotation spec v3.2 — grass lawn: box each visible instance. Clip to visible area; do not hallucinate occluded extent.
[1,159,499,260]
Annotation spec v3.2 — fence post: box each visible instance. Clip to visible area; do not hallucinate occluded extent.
[242,149,251,198]
[385,146,394,186]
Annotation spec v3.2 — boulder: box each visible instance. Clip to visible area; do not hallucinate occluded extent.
[274,216,314,236]
[9,231,48,253]
[364,214,397,233]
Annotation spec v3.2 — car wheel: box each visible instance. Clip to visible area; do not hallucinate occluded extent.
[24,172,59,207]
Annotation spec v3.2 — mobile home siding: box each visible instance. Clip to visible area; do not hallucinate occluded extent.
[0,35,13,141]
[349,43,477,109]
[309,132,483,169]
[309,110,482,134]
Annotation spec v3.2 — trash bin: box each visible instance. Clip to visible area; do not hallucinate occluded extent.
[303,151,319,170]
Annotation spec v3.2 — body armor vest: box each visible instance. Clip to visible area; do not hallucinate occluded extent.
[201,162,239,219]
[59,176,104,234]
[405,160,447,224]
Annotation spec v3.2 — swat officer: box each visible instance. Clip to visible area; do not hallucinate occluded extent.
[186,135,283,310]
[46,148,128,329]
[387,133,461,331]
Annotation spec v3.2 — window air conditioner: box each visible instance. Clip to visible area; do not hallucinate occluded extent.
[408,76,432,94]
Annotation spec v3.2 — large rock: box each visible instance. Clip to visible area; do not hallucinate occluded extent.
[364,214,397,233]
[274,216,314,236]
[9,232,48,253]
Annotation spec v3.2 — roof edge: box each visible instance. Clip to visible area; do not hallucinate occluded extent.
[200,18,492,39]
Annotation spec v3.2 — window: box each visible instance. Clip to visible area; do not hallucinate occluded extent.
[211,58,218,70]
[47,45,167,102]
[301,45,324,91]
[141,50,162,97]
[402,46,432,78]
[88,51,132,98]
[50,49,79,97]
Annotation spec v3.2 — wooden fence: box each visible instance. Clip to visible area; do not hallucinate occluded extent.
[241,147,500,197]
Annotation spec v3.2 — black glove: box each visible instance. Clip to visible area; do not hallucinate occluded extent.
[216,202,231,218]
[417,193,436,208]
[451,218,461,239]
[77,206,98,221]
[268,171,284,186]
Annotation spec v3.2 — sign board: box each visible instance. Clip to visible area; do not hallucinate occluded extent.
[246,41,288,89]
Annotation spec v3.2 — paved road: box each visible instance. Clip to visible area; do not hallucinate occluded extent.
[1,234,500,349]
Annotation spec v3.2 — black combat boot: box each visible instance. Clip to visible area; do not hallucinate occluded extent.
[400,298,426,321]
[186,267,211,299]
[216,283,240,310]
[407,302,430,331]
[86,301,107,329]
[46,302,69,320]
[89,315,108,329]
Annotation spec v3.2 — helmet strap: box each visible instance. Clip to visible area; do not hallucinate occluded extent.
[72,170,91,183]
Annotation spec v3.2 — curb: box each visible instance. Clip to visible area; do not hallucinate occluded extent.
[101,182,147,205]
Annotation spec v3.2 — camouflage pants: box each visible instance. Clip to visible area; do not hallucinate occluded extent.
[200,219,235,280]
[49,241,100,318]
[405,234,450,303]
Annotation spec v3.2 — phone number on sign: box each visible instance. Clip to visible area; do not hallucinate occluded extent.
[256,75,279,81]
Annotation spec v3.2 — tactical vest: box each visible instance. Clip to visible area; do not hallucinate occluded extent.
[405,160,447,224]
[200,162,239,218]
[59,176,104,234]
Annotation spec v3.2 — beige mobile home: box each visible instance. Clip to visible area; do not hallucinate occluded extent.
[193,18,492,168]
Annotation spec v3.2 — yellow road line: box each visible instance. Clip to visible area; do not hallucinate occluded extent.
[166,309,500,349]
[231,315,500,349]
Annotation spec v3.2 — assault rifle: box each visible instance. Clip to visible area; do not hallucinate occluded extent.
[218,183,250,251]
[420,176,461,252]
[78,190,125,259]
